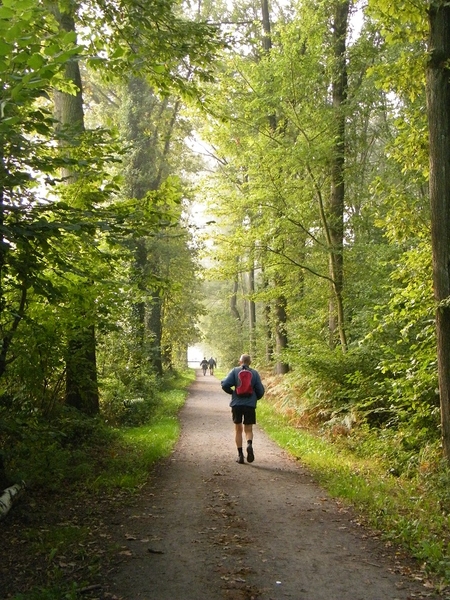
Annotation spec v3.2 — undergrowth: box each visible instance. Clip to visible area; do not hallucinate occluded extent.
[6,368,195,600]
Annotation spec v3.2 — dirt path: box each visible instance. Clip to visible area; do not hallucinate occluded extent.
[107,371,444,600]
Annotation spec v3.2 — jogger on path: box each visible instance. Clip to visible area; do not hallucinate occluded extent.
[221,353,265,464]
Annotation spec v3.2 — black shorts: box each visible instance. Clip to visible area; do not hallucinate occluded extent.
[232,405,256,425]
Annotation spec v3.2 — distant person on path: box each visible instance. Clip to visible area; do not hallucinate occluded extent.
[200,357,209,375]
[221,354,265,464]
[208,357,217,375]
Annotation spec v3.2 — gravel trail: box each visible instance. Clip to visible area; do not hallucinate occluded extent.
[107,370,444,600]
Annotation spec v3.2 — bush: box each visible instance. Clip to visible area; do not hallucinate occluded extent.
[0,406,117,489]
[99,368,160,426]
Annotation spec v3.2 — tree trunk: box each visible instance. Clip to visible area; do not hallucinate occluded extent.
[0,454,11,491]
[426,3,450,461]
[264,300,274,363]
[147,291,163,376]
[248,266,256,356]
[262,271,274,363]
[51,9,84,149]
[124,78,181,377]
[274,292,289,374]
[0,134,28,379]
[261,0,272,52]
[0,482,25,520]
[230,277,241,321]
[51,2,99,415]
[261,0,289,370]
[65,325,99,415]
[261,0,277,132]
[328,0,349,352]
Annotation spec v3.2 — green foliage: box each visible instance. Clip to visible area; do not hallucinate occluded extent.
[2,0,448,589]
[346,424,437,478]
[100,368,160,426]
[1,369,192,491]
[357,239,438,430]
[0,0,218,397]
[0,406,115,489]
[281,344,375,420]
[199,280,247,368]
[282,272,439,437]
[99,377,190,488]
[80,0,223,95]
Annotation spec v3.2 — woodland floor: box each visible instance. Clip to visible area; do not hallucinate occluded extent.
[1,371,450,600]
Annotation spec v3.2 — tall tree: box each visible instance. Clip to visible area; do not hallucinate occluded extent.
[328,0,350,351]
[261,0,289,373]
[121,78,185,376]
[426,1,450,460]
[50,0,100,415]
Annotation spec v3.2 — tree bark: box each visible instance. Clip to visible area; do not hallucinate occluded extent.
[124,78,181,376]
[426,2,450,460]
[230,277,241,321]
[248,266,256,356]
[0,454,10,491]
[261,0,272,53]
[261,270,274,363]
[274,291,289,374]
[328,0,349,352]
[51,1,99,415]
[0,133,28,379]
[65,324,99,415]
[0,482,25,520]
[147,290,163,376]
[264,300,274,363]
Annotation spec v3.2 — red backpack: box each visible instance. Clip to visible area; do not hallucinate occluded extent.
[236,368,253,397]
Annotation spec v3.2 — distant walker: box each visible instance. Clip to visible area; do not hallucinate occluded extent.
[200,357,209,376]
[208,357,217,375]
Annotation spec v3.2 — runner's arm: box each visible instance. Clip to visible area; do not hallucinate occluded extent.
[221,369,236,395]
[253,372,265,400]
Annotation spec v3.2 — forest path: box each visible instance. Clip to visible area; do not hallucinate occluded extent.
[107,370,442,600]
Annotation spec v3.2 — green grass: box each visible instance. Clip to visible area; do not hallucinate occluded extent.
[91,376,193,491]
[258,398,450,591]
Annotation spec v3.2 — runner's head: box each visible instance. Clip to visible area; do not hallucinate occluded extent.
[239,354,251,366]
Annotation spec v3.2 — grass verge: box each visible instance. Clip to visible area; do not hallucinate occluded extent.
[257,397,450,592]
[93,375,192,491]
